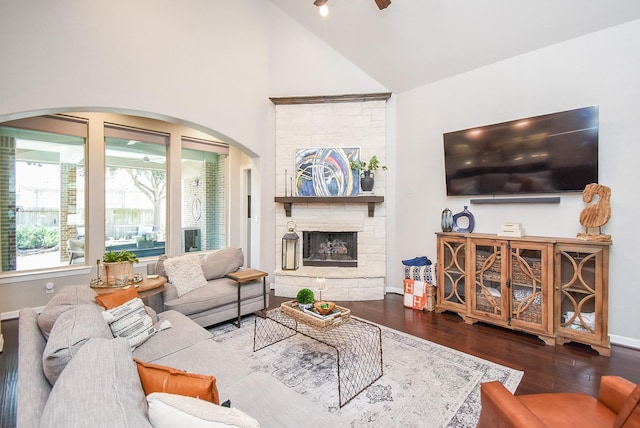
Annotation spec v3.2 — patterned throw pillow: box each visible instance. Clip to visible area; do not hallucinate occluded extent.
[102,297,156,349]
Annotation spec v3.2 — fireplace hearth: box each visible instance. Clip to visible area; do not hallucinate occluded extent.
[303,231,357,267]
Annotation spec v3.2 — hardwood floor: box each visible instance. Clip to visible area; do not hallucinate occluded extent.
[1,292,638,427]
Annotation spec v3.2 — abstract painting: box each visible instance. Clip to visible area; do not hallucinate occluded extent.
[295,147,360,196]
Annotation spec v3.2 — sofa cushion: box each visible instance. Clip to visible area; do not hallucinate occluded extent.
[135,359,220,405]
[132,310,212,362]
[163,254,208,297]
[38,285,97,339]
[200,248,243,281]
[164,277,263,317]
[102,297,156,349]
[40,338,152,428]
[95,285,141,309]
[42,303,112,385]
[155,254,169,278]
[147,392,259,428]
[614,383,640,427]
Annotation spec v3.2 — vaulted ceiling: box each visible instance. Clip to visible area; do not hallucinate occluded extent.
[269,0,640,93]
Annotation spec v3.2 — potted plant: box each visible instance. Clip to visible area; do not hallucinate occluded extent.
[296,288,315,310]
[103,250,139,286]
[350,155,387,192]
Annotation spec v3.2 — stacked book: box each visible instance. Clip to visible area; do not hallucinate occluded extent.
[301,306,343,320]
[498,223,525,237]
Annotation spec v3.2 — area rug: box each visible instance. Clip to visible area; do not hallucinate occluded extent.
[209,316,522,427]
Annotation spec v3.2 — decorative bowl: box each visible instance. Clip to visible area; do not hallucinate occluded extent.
[314,301,336,315]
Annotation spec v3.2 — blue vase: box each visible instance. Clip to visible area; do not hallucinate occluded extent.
[453,206,475,233]
[441,208,453,232]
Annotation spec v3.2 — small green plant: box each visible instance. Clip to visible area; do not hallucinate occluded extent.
[296,288,315,305]
[103,250,139,264]
[16,224,59,250]
[350,155,388,172]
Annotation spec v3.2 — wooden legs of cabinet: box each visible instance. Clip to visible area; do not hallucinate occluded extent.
[555,335,611,356]
[538,335,556,346]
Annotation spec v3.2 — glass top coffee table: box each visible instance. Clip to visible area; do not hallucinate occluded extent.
[253,303,383,407]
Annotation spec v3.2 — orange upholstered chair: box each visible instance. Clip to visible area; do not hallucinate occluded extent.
[477,376,640,428]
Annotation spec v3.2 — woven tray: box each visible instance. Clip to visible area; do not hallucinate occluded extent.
[280,300,351,331]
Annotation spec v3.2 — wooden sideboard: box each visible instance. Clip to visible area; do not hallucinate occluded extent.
[436,232,611,356]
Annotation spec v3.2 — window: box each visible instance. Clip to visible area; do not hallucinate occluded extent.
[181,138,229,253]
[105,124,168,259]
[0,116,87,272]
[0,112,232,277]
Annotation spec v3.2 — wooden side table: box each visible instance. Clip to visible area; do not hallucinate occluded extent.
[92,275,167,313]
[225,269,268,327]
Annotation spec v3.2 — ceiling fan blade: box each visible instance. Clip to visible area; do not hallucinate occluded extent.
[374,0,391,10]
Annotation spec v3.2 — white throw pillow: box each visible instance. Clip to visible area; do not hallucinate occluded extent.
[147,392,260,428]
[163,254,208,297]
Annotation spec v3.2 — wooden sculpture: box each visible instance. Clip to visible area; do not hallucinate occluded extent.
[577,183,612,242]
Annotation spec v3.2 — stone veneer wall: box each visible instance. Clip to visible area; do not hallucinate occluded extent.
[273,97,388,301]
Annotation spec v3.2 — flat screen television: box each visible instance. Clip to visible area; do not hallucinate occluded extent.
[443,106,598,196]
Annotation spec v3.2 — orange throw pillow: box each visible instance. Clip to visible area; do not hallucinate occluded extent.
[134,359,220,405]
[95,286,140,309]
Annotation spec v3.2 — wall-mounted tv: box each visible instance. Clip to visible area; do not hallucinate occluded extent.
[443,106,598,196]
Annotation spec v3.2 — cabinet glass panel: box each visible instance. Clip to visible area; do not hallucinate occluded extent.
[510,247,544,326]
[558,249,598,335]
[474,244,503,315]
[441,240,466,305]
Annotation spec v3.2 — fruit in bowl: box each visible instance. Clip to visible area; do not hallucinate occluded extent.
[314,301,336,315]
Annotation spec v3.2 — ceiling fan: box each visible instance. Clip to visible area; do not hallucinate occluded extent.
[313,0,391,11]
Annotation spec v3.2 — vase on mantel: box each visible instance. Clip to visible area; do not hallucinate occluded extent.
[360,171,374,192]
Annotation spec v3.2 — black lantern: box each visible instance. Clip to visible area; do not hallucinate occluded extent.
[282,221,299,270]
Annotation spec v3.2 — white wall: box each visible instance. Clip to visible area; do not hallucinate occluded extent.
[0,0,273,313]
[395,19,640,345]
[0,1,387,315]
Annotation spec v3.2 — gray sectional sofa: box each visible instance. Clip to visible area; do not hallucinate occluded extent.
[17,285,342,427]
[17,286,261,427]
[147,247,268,327]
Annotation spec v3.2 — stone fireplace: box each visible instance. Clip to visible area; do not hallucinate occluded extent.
[271,93,390,301]
[303,231,358,267]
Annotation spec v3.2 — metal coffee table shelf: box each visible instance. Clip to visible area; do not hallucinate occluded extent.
[254,307,383,407]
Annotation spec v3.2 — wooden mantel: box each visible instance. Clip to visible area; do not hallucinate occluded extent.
[274,196,384,217]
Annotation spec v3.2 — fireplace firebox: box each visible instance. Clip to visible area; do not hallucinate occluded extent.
[302,231,357,267]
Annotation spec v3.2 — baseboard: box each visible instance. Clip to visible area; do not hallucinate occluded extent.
[1,306,44,321]
[610,334,640,350]
[386,287,404,295]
